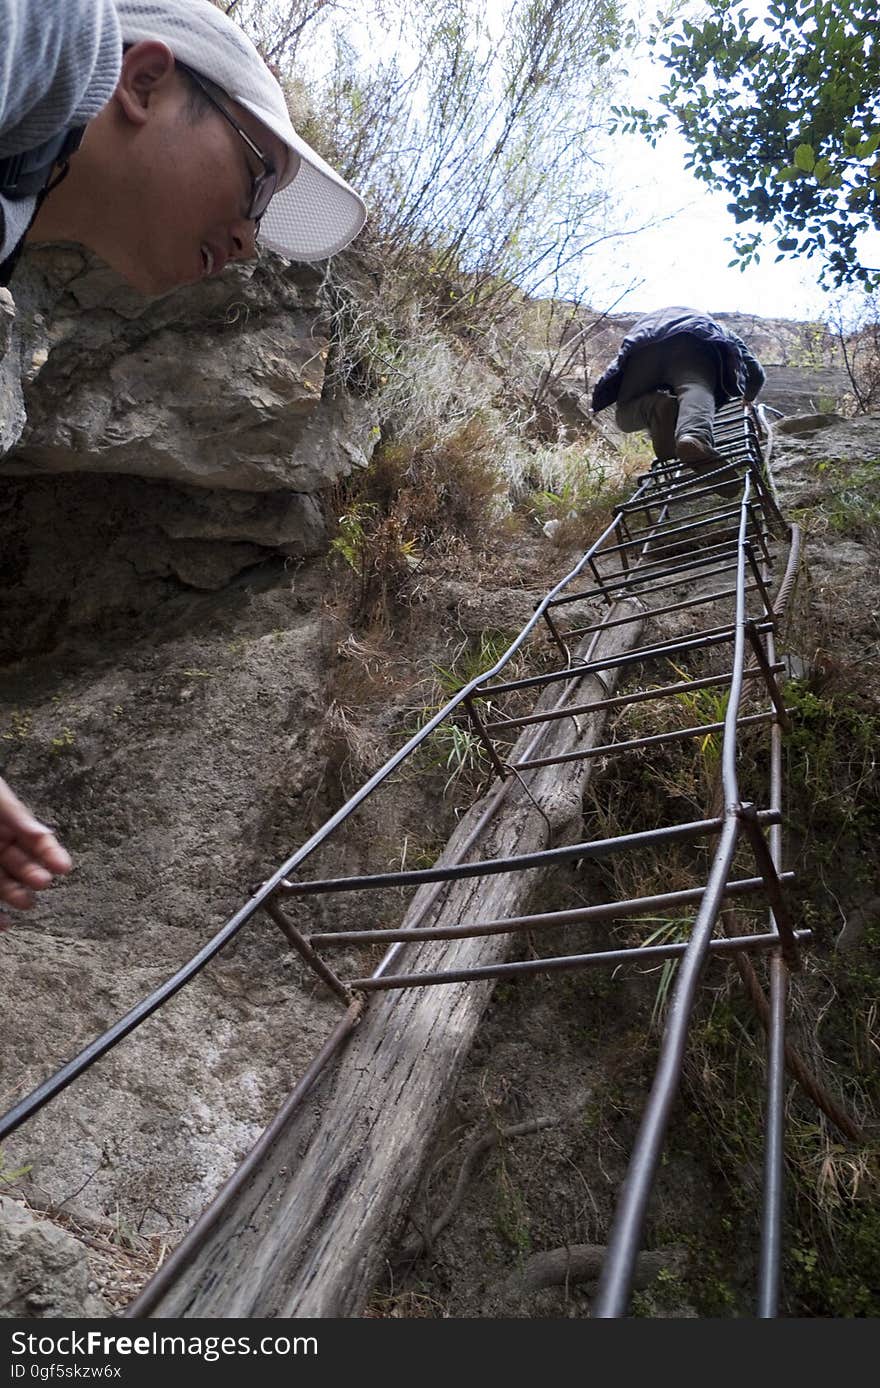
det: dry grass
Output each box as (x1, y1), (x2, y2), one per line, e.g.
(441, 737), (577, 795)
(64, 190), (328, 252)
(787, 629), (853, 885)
(2, 1193), (177, 1314)
(364, 1287), (450, 1318)
(328, 419), (515, 624)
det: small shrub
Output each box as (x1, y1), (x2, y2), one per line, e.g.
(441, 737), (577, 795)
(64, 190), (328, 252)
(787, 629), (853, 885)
(329, 502), (420, 623)
(827, 292), (880, 414)
(523, 442), (632, 547)
(329, 419), (510, 621)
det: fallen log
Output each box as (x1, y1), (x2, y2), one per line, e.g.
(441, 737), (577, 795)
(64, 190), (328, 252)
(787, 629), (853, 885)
(136, 602), (645, 1317)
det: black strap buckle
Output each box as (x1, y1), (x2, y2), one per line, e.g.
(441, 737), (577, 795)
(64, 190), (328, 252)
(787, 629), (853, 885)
(0, 126), (85, 200)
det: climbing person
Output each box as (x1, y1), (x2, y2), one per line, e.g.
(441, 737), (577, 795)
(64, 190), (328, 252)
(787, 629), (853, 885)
(590, 306), (766, 482)
(0, 0), (367, 916)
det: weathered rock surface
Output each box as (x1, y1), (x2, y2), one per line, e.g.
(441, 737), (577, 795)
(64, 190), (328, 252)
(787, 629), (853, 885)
(0, 288), (26, 455)
(0, 1196), (109, 1318)
(769, 411), (880, 483)
(767, 413), (880, 681)
(759, 365), (847, 417)
(0, 573), (347, 1272)
(0, 246), (378, 493)
(0, 472), (330, 661)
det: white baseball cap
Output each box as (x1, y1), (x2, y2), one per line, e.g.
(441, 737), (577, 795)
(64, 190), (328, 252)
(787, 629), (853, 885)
(114, 0), (367, 261)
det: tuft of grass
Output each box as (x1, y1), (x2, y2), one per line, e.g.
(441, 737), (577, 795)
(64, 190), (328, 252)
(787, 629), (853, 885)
(432, 631), (519, 698)
(328, 420), (510, 623)
(0, 1149), (31, 1184)
(804, 458), (880, 542)
(411, 630), (541, 801)
(523, 442), (633, 547)
(434, 723), (491, 795)
(635, 915), (693, 1030)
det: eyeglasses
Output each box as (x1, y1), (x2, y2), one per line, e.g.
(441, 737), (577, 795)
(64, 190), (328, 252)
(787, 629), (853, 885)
(177, 64), (279, 225)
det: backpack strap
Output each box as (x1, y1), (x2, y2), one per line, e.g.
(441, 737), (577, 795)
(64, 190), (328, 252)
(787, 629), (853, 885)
(0, 126), (85, 287)
(0, 127), (85, 199)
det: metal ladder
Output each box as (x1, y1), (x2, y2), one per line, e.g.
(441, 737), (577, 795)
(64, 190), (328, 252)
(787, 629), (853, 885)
(1, 401), (808, 1317)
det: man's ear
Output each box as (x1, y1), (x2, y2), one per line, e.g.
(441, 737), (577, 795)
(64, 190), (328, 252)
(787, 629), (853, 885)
(114, 41), (177, 127)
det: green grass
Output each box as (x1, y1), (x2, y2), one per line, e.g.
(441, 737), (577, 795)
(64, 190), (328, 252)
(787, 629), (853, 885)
(808, 458), (880, 540)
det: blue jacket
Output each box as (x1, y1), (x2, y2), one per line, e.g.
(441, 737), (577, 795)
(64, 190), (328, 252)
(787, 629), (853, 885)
(591, 306), (766, 413)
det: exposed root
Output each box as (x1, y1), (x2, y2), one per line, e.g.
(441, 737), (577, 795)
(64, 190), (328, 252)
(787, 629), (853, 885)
(720, 907), (863, 1143)
(396, 1114), (562, 1266)
(502, 1243), (684, 1297)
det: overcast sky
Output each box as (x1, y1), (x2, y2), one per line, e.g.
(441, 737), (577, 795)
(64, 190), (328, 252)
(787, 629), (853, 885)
(314, 0), (876, 323)
(586, 4), (880, 323)
(589, 125), (830, 322)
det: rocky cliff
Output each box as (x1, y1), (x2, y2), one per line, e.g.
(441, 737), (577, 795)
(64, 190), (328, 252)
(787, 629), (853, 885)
(0, 247), (379, 601)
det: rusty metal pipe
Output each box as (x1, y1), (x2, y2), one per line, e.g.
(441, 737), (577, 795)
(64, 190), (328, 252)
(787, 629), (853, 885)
(280, 813), (779, 898)
(347, 930), (812, 991)
(309, 874), (796, 947)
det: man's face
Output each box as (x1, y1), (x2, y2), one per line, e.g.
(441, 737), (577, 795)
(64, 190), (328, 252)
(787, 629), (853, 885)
(82, 45), (290, 297)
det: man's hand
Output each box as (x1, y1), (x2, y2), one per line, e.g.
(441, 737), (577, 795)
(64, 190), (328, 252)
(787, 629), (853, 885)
(0, 777), (72, 920)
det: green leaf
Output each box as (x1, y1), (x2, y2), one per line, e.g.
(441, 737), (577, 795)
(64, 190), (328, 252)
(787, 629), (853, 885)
(647, 0), (880, 288)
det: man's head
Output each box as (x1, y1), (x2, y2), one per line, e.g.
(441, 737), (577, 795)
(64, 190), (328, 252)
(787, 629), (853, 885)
(29, 0), (365, 296)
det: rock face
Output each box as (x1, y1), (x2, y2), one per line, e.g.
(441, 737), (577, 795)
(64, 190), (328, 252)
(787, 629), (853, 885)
(0, 1196), (109, 1318)
(0, 473), (330, 662)
(0, 567), (348, 1317)
(770, 410), (880, 473)
(0, 246), (378, 589)
(3, 247), (378, 492)
(768, 411), (880, 681)
(0, 288), (26, 455)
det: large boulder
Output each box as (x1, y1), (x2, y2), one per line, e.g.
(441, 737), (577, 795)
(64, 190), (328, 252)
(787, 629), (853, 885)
(0, 246), (378, 492)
